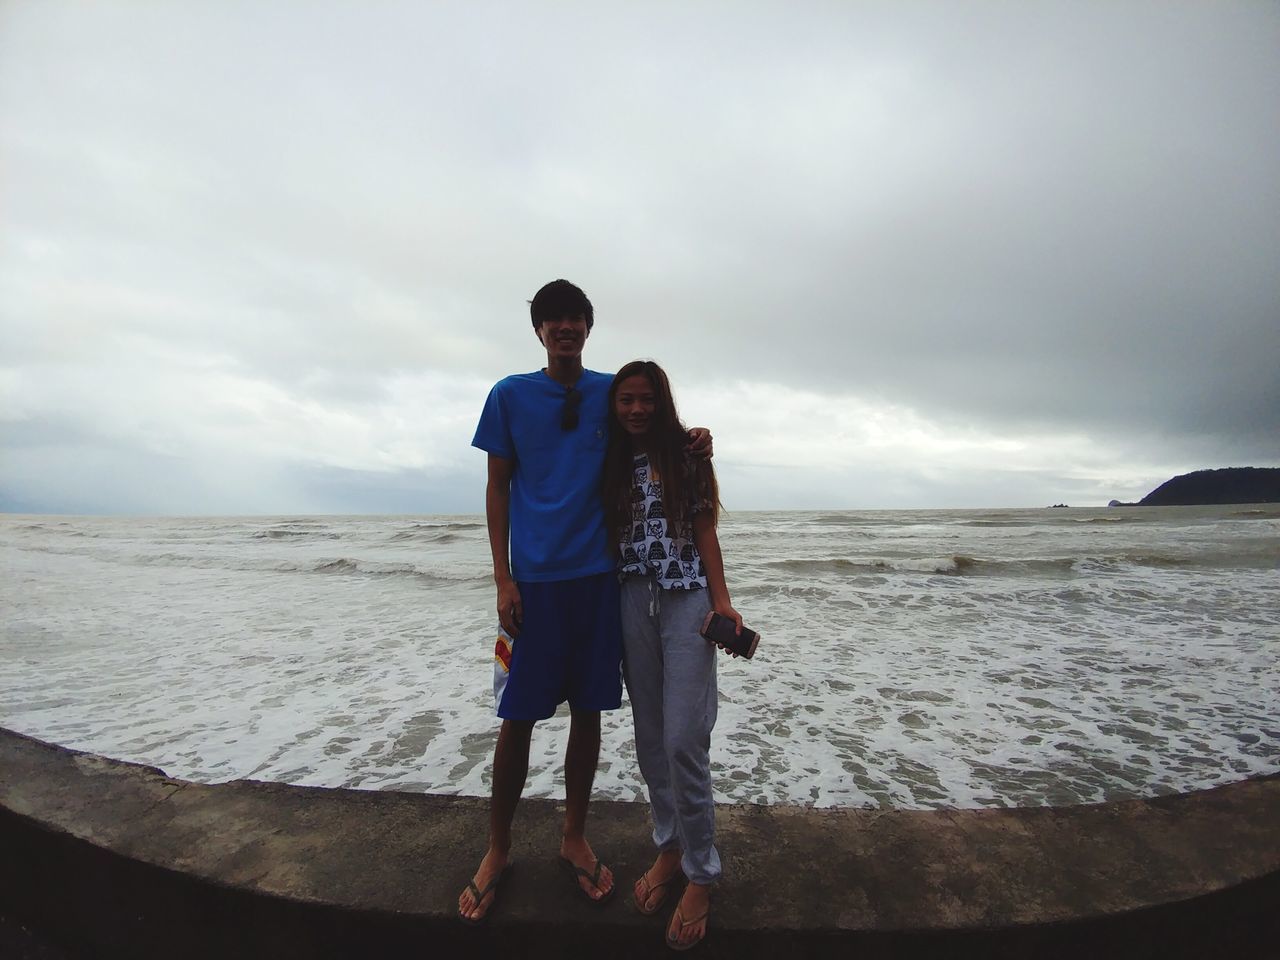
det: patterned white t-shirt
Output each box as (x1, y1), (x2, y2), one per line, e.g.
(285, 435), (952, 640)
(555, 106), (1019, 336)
(617, 452), (709, 590)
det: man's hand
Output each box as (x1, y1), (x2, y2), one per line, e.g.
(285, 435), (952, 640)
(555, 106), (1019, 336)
(497, 578), (523, 638)
(685, 426), (713, 459)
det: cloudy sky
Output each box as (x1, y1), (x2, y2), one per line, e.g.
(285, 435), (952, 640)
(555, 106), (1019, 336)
(2, 1), (1277, 514)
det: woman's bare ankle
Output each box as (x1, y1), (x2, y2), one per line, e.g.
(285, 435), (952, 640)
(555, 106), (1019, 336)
(652, 848), (681, 873)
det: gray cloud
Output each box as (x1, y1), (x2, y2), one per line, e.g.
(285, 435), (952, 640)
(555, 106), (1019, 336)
(2, 1), (1277, 513)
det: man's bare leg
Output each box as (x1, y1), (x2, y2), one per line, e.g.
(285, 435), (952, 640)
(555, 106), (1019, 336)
(458, 718), (534, 921)
(558, 709), (614, 900)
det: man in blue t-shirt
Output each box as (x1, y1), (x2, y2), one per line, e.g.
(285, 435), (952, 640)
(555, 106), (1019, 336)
(458, 280), (708, 923)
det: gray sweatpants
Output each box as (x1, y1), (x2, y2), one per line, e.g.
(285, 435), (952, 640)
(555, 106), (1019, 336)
(620, 576), (722, 885)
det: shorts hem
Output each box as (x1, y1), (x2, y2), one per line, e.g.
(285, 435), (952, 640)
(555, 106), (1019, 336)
(567, 698), (623, 713)
(496, 700), (621, 720)
(496, 708), (557, 722)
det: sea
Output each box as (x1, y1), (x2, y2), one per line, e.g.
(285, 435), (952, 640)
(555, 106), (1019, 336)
(2, 506), (1277, 810)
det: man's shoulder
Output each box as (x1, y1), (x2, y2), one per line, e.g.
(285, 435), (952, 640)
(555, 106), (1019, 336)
(492, 369), (611, 395)
(492, 370), (544, 388)
(487, 371), (548, 397)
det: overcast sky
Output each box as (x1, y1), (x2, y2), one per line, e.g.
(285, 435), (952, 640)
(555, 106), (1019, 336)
(2, 1), (1277, 514)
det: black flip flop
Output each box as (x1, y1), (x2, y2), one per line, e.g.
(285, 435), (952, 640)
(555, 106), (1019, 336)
(457, 864), (512, 926)
(558, 855), (616, 905)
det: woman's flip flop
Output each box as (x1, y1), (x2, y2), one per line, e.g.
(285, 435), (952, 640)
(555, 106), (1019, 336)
(666, 905), (709, 951)
(634, 868), (683, 916)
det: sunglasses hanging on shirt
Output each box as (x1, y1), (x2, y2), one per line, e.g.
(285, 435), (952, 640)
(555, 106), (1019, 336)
(561, 386), (582, 431)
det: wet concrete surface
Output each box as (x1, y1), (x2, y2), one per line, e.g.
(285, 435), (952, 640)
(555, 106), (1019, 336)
(3, 727), (1278, 958)
(0, 912), (75, 959)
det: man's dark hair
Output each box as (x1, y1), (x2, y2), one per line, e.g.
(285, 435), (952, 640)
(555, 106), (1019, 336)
(530, 279), (594, 330)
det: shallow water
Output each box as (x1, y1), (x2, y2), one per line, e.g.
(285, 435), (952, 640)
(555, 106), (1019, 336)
(2, 506), (1277, 808)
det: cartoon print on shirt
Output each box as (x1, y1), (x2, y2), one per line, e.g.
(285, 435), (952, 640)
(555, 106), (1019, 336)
(616, 453), (709, 590)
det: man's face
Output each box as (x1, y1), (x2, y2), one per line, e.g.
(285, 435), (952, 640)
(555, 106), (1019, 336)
(536, 313), (589, 360)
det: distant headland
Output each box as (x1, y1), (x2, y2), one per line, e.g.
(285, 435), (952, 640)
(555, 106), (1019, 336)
(1109, 467), (1280, 507)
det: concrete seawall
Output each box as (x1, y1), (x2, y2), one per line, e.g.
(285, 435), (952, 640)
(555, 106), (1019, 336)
(2, 726), (1277, 958)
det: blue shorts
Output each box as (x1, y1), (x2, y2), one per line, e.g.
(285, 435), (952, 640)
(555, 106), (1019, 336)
(494, 572), (623, 721)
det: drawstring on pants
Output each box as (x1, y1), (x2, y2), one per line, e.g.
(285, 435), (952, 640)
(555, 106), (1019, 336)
(621, 572), (662, 617)
(647, 577), (661, 618)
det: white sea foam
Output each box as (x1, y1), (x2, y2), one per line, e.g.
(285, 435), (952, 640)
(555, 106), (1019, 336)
(1, 507), (1277, 809)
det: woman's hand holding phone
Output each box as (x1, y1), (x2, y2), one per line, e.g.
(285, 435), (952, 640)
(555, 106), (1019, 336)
(700, 607), (760, 660)
(718, 604), (743, 638)
(718, 604), (743, 658)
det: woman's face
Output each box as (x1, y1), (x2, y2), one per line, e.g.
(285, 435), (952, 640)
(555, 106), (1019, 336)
(614, 374), (656, 435)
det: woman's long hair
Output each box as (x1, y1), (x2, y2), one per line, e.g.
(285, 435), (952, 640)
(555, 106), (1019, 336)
(602, 360), (720, 540)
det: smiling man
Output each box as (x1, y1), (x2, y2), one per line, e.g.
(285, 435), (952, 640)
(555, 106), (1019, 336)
(457, 279), (628, 923)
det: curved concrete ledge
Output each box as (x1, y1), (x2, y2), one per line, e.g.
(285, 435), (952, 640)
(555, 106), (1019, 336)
(2, 727), (1278, 959)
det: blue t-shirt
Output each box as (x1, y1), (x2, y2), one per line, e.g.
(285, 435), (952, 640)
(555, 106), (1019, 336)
(472, 369), (613, 582)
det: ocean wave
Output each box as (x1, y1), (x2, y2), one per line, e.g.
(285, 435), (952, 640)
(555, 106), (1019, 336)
(799, 513), (930, 528)
(139, 551), (223, 568)
(1113, 548), (1280, 571)
(1111, 553), (1192, 569)
(388, 530), (465, 544)
(807, 513), (866, 525)
(1071, 516), (1146, 524)
(761, 555), (1078, 577)
(386, 522), (485, 544)
(12, 522), (93, 537)
(760, 550), (1276, 576)
(10, 544), (490, 583)
(314, 558), (411, 574)
(304, 557), (487, 583)
(251, 528), (341, 540)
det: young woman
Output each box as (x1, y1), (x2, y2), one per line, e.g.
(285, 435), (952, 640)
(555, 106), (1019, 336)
(603, 359), (743, 952)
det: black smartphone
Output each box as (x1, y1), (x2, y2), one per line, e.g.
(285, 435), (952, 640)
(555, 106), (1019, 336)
(699, 611), (760, 660)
